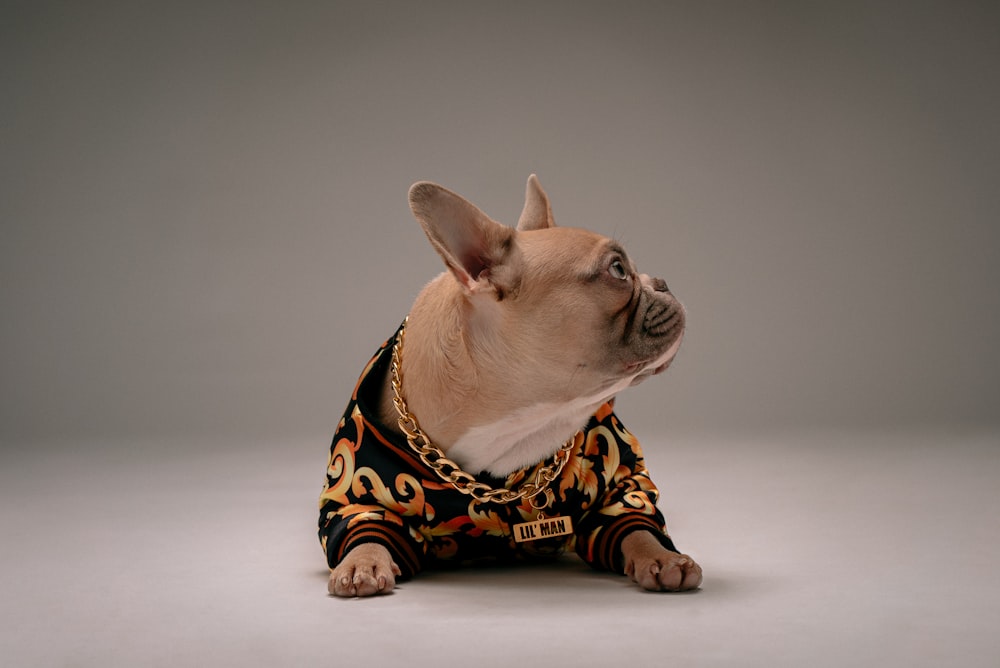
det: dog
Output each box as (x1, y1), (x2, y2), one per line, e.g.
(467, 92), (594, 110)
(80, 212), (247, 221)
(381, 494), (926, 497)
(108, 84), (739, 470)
(319, 175), (702, 596)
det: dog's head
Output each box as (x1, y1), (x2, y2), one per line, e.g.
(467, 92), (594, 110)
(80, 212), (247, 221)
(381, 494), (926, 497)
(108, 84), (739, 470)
(408, 175), (684, 406)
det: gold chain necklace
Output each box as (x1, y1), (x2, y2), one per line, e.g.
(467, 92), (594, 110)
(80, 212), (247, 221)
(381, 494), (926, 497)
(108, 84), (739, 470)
(389, 317), (579, 541)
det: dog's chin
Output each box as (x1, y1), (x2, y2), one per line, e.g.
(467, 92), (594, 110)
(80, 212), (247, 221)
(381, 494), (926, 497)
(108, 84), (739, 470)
(624, 356), (673, 386)
(622, 330), (683, 386)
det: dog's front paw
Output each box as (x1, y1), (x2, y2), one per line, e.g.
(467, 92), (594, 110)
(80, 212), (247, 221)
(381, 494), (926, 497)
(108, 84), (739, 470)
(328, 543), (402, 597)
(621, 530), (703, 592)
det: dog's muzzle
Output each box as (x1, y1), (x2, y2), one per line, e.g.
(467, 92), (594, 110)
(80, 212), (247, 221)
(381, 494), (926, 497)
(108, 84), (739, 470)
(640, 277), (683, 339)
(643, 300), (682, 338)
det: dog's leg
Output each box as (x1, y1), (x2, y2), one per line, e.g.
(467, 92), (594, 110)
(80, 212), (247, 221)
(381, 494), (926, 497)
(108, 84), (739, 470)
(621, 530), (703, 592)
(328, 543), (402, 597)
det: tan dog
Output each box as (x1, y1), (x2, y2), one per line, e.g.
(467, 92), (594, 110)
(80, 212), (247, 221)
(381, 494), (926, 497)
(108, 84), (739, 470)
(320, 175), (701, 596)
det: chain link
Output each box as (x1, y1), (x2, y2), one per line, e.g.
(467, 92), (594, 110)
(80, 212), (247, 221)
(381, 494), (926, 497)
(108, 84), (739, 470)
(390, 317), (579, 507)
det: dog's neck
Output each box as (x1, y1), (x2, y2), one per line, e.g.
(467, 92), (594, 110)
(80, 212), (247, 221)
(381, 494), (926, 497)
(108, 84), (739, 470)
(378, 280), (478, 447)
(378, 277), (602, 477)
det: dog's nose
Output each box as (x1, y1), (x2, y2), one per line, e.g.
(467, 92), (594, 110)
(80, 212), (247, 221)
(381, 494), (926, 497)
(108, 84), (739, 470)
(651, 277), (669, 293)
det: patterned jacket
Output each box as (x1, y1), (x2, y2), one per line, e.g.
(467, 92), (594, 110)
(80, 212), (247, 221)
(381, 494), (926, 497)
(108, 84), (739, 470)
(318, 325), (678, 578)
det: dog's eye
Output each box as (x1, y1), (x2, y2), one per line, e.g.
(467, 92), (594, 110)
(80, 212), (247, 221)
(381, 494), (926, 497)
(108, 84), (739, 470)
(608, 260), (629, 280)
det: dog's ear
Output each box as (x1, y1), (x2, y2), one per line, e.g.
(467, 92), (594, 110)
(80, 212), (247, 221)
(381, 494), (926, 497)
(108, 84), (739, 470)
(409, 182), (516, 294)
(516, 174), (555, 231)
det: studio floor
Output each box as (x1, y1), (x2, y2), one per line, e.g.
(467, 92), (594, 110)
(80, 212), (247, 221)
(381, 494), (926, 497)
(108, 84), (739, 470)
(2, 427), (998, 667)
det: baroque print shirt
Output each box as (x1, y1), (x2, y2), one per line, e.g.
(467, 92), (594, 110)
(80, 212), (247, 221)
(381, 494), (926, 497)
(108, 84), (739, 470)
(318, 325), (678, 578)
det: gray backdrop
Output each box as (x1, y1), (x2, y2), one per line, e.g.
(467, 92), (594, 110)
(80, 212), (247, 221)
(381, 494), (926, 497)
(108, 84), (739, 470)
(3, 1), (998, 450)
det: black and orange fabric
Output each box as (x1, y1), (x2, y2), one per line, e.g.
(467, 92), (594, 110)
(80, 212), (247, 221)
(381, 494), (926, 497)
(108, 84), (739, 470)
(318, 324), (678, 578)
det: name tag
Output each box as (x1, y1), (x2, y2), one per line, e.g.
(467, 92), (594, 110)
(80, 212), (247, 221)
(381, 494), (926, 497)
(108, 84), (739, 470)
(513, 515), (574, 543)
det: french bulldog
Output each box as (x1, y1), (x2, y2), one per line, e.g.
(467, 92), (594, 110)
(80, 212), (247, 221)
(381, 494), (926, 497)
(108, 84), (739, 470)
(319, 175), (701, 597)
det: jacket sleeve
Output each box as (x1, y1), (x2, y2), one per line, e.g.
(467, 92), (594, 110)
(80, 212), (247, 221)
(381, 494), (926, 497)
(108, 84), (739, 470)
(319, 502), (424, 578)
(318, 410), (426, 578)
(573, 405), (679, 573)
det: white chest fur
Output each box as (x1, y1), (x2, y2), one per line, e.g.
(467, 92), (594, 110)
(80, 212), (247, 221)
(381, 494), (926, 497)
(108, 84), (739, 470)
(446, 402), (594, 477)
(445, 377), (633, 477)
